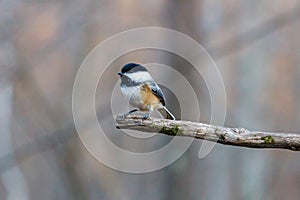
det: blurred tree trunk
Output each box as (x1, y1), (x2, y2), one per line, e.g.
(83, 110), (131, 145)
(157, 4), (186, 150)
(0, 1), (29, 199)
(162, 1), (226, 199)
(231, 5), (273, 198)
(0, 82), (29, 200)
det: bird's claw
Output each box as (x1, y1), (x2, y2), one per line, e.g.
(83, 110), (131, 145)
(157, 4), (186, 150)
(117, 114), (127, 118)
(143, 114), (150, 119)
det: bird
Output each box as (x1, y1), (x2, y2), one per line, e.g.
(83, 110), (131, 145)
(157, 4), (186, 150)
(117, 63), (175, 120)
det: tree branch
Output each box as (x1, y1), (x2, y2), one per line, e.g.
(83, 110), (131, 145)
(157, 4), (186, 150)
(115, 116), (300, 151)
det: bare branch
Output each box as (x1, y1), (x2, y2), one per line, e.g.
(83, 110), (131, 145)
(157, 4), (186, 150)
(115, 116), (300, 151)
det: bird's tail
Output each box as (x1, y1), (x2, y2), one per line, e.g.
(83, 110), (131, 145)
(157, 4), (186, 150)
(158, 107), (175, 120)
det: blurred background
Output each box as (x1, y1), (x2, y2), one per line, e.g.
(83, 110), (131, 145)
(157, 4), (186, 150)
(1, 0), (300, 199)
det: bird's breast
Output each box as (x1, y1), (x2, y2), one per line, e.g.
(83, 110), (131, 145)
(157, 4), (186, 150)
(120, 86), (144, 108)
(120, 85), (139, 99)
(120, 85), (160, 111)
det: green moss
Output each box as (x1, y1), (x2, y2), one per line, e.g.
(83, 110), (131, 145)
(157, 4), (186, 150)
(262, 135), (275, 144)
(160, 125), (180, 136)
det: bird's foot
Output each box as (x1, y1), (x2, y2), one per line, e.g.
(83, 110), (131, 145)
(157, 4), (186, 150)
(117, 113), (127, 118)
(143, 113), (150, 119)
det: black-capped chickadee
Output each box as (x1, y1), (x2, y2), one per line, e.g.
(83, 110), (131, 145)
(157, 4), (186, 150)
(117, 63), (175, 120)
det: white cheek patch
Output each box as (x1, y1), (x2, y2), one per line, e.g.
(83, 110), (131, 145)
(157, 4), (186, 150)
(126, 71), (153, 82)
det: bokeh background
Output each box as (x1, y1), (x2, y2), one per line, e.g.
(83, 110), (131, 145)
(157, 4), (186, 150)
(1, 0), (300, 199)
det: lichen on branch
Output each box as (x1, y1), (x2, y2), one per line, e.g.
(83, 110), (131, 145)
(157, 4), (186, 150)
(115, 115), (300, 151)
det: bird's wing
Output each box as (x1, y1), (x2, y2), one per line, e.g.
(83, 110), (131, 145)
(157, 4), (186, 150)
(148, 82), (166, 106)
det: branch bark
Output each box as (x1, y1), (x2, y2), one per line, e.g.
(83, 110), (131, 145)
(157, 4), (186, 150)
(115, 116), (300, 151)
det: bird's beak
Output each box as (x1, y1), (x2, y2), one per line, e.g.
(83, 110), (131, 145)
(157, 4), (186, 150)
(117, 72), (123, 77)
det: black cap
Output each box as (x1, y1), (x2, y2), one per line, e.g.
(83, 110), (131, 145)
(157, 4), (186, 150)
(121, 63), (147, 74)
